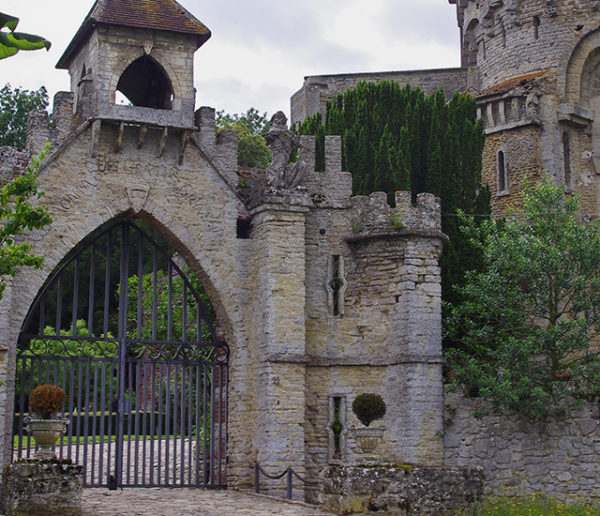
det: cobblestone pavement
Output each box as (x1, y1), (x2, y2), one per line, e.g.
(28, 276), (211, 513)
(81, 488), (336, 515)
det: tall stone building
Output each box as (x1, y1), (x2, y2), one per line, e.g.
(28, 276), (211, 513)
(292, 0), (600, 218)
(0, 0), (471, 509)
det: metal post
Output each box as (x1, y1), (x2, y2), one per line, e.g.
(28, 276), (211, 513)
(286, 468), (293, 499)
(254, 463), (260, 494)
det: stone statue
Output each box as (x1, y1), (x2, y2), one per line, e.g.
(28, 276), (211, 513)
(265, 111), (306, 189)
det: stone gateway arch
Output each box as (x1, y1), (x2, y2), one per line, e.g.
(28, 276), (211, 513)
(0, 0), (453, 505)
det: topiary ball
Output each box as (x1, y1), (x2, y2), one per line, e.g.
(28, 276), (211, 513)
(352, 393), (386, 427)
(29, 384), (66, 419)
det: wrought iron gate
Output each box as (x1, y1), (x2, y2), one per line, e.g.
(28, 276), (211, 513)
(13, 220), (228, 488)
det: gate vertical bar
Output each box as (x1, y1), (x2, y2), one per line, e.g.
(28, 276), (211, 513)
(115, 222), (130, 488)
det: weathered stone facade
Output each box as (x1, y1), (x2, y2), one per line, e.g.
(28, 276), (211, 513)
(289, 0), (600, 504)
(0, 0), (454, 506)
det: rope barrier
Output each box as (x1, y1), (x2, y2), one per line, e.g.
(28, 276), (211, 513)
(253, 463), (318, 500)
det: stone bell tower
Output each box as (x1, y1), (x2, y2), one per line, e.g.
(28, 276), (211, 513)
(56, 0), (210, 129)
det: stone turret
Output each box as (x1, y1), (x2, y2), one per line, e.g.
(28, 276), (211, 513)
(55, 0), (210, 129)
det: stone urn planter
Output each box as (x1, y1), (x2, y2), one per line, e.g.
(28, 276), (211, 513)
(352, 426), (384, 453)
(26, 384), (68, 460)
(351, 393), (387, 455)
(25, 418), (69, 460)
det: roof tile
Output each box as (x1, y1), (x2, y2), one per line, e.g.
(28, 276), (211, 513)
(91, 0), (210, 37)
(57, 0), (211, 69)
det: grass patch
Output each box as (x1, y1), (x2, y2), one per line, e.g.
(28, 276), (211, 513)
(458, 495), (600, 516)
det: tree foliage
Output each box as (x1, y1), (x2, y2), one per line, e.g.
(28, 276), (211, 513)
(0, 83), (49, 148)
(295, 81), (490, 311)
(216, 107), (271, 168)
(0, 13), (50, 60)
(0, 145), (52, 300)
(445, 178), (600, 420)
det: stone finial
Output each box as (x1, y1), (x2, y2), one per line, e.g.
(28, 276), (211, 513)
(194, 106), (216, 158)
(299, 135), (316, 173)
(52, 92), (75, 145)
(214, 129), (239, 188)
(26, 109), (50, 155)
(265, 111), (307, 189)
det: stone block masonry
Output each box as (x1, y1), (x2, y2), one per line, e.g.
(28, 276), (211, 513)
(3, 460), (83, 515)
(318, 464), (483, 515)
(445, 391), (600, 502)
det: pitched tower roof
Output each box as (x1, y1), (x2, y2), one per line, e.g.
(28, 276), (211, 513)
(57, 0), (211, 69)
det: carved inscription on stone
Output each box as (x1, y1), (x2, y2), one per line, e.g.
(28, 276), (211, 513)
(56, 179), (97, 212)
(95, 153), (178, 179)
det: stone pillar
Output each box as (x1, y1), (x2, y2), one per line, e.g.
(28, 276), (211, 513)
(3, 461), (83, 515)
(389, 236), (445, 465)
(248, 193), (312, 497)
(51, 92), (75, 147)
(390, 193), (446, 465)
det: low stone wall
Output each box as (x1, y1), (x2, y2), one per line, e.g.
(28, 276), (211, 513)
(3, 460), (83, 515)
(444, 391), (600, 502)
(318, 464), (483, 515)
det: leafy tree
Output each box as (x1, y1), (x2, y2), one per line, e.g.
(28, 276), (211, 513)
(445, 177), (600, 420)
(126, 268), (216, 359)
(0, 83), (48, 148)
(216, 108), (271, 168)
(0, 13), (50, 60)
(0, 145), (52, 300)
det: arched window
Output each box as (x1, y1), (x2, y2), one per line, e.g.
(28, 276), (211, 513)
(465, 19), (481, 67)
(116, 55), (174, 110)
(497, 149), (509, 195)
(562, 132), (572, 187)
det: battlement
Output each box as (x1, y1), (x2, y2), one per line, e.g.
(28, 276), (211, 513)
(349, 191), (442, 236)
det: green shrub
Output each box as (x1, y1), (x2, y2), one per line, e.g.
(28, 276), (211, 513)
(352, 393), (386, 427)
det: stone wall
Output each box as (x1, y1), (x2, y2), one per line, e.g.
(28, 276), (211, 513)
(3, 461), (83, 515)
(0, 3), (452, 501)
(319, 464), (484, 515)
(291, 68), (467, 125)
(444, 391), (600, 502)
(481, 125), (542, 217)
(0, 92), (448, 498)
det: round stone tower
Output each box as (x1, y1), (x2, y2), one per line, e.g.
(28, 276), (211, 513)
(453, 0), (600, 91)
(450, 0), (600, 219)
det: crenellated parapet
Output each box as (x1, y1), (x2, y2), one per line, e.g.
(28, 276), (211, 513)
(348, 191), (443, 237)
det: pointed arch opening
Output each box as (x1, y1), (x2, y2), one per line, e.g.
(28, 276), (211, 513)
(116, 55), (174, 110)
(14, 218), (228, 489)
